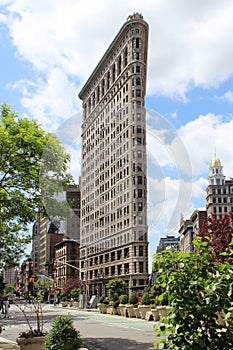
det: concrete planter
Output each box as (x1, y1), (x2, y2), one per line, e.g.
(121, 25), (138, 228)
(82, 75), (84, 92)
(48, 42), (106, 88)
(17, 336), (46, 350)
(106, 305), (117, 315)
(133, 307), (140, 318)
(157, 306), (171, 319)
(138, 305), (151, 319)
(118, 304), (126, 316)
(125, 304), (135, 317)
(151, 308), (160, 321)
(97, 303), (107, 314)
(61, 301), (68, 307)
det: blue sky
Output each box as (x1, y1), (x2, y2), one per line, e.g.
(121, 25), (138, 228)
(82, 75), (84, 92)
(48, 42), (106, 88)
(1, 0), (233, 266)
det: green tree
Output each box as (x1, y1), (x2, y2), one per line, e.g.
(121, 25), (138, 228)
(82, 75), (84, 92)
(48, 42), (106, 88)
(106, 278), (127, 299)
(153, 238), (233, 350)
(0, 103), (73, 269)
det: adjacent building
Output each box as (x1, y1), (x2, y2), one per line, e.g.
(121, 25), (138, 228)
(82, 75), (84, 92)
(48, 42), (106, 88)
(179, 154), (233, 252)
(54, 239), (80, 290)
(65, 184), (81, 241)
(156, 235), (180, 253)
(79, 13), (149, 296)
(31, 184), (80, 279)
(179, 210), (207, 252)
(206, 155), (233, 218)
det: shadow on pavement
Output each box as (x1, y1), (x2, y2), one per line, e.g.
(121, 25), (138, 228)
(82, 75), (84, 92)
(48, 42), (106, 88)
(83, 337), (154, 350)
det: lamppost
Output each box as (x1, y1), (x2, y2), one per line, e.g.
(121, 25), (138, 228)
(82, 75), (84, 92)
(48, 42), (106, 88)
(53, 258), (88, 308)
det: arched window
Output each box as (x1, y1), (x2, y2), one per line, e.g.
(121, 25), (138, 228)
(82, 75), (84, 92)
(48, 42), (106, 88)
(97, 85), (100, 102)
(124, 47), (128, 66)
(136, 77), (141, 85)
(118, 55), (122, 75)
(112, 64), (115, 82)
(107, 71), (110, 90)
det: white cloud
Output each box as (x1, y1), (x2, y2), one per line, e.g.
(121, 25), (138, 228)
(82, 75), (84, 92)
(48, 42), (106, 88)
(219, 91), (233, 103)
(146, 111), (233, 239)
(1, 0), (233, 106)
(178, 113), (233, 177)
(10, 68), (80, 130)
(147, 112), (233, 178)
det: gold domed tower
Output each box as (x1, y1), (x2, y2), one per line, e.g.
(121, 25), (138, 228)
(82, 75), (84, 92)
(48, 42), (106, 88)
(205, 153), (233, 218)
(208, 154), (225, 186)
(210, 155), (221, 167)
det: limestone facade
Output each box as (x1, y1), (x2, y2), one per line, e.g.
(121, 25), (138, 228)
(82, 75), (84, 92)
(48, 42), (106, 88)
(78, 13), (149, 295)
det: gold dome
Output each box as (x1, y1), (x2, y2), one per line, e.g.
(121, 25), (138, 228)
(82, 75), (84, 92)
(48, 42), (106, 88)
(211, 155), (221, 167)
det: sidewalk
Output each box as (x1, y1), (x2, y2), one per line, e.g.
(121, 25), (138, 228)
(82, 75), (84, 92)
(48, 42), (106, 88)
(0, 337), (19, 350)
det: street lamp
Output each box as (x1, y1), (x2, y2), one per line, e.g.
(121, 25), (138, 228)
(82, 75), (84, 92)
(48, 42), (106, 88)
(53, 258), (89, 309)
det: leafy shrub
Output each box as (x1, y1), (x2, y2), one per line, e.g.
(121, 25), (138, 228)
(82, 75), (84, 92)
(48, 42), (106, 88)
(110, 293), (119, 307)
(60, 290), (67, 301)
(140, 293), (151, 305)
(99, 296), (108, 305)
(70, 288), (81, 301)
(153, 238), (233, 350)
(119, 294), (129, 304)
(129, 293), (138, 305)
(44, 316), (83, 350)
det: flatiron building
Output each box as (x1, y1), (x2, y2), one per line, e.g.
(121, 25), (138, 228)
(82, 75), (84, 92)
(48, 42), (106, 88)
(79, 13), (149, 296)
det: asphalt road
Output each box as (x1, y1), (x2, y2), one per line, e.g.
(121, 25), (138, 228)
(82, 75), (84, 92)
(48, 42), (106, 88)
(0, 304), (158, 349)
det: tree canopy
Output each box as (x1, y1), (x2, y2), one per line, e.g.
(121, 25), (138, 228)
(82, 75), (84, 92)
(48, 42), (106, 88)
(153, 238), (233, 349)
(0, 103), (73, 269)
(198, 212), (233, 263)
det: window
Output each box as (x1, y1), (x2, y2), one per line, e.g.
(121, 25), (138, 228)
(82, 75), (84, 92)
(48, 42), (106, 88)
(138, 176), (143, 184)
(136, 125), (142, 133)
(124, 47), (128, 66)
(138, 189), (143, 197)
(136, 77), (141, 85)
(139, 246), (143, 256)
(138, 202), (143, 211)
(112, 64), (115, 82)
(118, 55), (122, 74)
(139, 262), (144, 273)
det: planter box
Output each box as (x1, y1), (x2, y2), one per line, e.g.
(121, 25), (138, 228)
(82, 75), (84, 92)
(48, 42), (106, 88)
(151, 308), (160, 321)
(118, 304), (126, 316)
(61, 301), (68, 307)
(97, 303), (107, 314)
(125, 304), (135, 317)
(138, 305), (151, 319)
(106, 305), (117, 315)
(17, 336), (46, 350)
(133, 307), (140, 318)
(157, 306), (171, 319)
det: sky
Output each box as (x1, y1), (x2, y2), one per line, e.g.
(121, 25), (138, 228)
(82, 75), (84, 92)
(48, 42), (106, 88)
(1, 0), (233, 266)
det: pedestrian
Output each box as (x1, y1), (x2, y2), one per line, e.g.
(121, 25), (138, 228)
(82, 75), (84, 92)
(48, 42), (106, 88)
(3, 296), (9, 319)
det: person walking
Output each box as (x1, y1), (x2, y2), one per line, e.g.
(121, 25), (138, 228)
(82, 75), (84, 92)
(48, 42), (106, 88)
(0, 294), (3, 313)
(3, 296), (9, 319)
